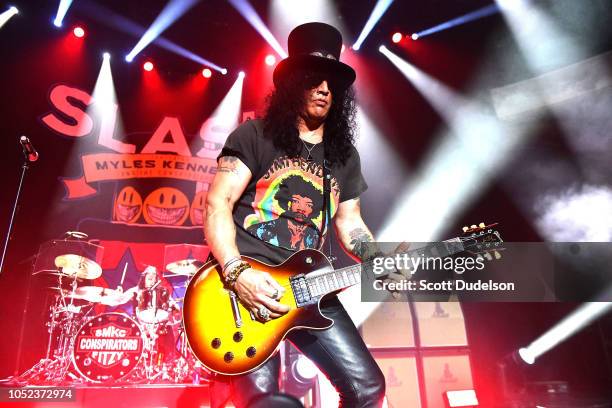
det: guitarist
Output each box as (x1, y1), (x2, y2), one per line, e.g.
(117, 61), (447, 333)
(205, 23), (386, 407)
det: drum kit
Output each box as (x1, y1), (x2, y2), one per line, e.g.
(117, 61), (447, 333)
(17, 236), (207, 386)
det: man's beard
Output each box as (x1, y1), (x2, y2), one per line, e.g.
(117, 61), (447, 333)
(284, 210), (315, 224)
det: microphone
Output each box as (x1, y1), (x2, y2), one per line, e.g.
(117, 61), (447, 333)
(19, 136), (39, 162)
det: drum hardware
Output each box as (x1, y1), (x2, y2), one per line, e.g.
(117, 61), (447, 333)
(18, 250), (209, 386)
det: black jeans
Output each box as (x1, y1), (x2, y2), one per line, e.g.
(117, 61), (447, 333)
(212, 296), (386, 408)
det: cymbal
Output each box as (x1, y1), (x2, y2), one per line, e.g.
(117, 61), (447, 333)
(54, 254), (102, 279)
(50, 285), (131, 306)
(165, 259), (203, 276)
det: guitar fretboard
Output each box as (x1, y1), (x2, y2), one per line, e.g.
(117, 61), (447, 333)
(301, 238), (465, 300)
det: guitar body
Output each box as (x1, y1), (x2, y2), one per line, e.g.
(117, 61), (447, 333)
(183, 249), (335, 376)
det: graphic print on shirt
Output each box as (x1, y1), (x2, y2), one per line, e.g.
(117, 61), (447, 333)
(243, 156), (340, 251)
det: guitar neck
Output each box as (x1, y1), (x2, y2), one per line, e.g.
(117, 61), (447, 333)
(302, 238), (465, 299)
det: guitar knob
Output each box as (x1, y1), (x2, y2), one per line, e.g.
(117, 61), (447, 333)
(224, 352), (234, 363)
(246, 347), (257, 358)
(470, 225), (477, 229)
(494, 250), (502, 259)
(233, 331), (243, 342)
(211, 338), (221, 349)
(479, 222), (485, 228)
(462, 226), (469, 232)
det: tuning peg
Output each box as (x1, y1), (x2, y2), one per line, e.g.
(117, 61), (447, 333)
(470, 224), (477, 229)
(494, 250), (502, 260)
(484, 252), (493, 261)
(479, 222), (486, 228)
(462, 226), (469, 232)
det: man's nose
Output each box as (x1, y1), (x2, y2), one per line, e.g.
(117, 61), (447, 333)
(316, 80), (330, 95)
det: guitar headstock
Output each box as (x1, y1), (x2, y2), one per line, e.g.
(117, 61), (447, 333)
(461, 222), (504, 261)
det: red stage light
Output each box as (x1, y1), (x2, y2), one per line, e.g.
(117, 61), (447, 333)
(392, 32), (403, 43)
(202, 68), (212, 78)
(73, 26), (85, 38)
(143, 61), (154, 71)
(265, 54), (276, 66)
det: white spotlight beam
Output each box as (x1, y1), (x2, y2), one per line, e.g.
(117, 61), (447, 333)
(270, 0), (345, 47)
(196, 73), (245, 159)
(495, 0), (586, 74)
(352, 0), (394, 50)
(88, 53), (131, 153)
(377, 46), (528, 242)
(0, 6), (19, 29)
(79, 1), (226, 73)
(520, 302), (612, 365)
(125, 0), (199, 62)
(53, 0), (73, 27)
(228, 0), (287, 58)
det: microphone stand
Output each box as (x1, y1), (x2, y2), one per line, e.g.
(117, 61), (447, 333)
(2, 142), (36, 379)
(0, 152), (32, 275)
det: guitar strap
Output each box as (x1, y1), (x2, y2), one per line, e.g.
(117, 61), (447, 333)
(318, 158), (334, 262)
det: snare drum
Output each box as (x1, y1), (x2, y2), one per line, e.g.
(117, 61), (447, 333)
(73, 313), (144, 382)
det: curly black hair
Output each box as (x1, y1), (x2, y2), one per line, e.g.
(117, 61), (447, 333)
(263, 67), (358, 166)
(274, 174), (324, 218)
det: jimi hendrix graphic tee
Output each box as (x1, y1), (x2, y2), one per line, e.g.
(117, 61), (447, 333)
(217, 119), (367, 265)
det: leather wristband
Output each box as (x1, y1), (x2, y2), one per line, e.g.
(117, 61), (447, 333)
(222, 256), (242, 274)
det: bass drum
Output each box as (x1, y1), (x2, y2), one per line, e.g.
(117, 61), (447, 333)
(73, 313), (144, 383)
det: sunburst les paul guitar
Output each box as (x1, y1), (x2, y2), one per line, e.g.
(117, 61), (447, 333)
(183, 223), (503, 375)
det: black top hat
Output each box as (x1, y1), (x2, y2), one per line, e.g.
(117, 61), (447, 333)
(273, 22), (356, 90)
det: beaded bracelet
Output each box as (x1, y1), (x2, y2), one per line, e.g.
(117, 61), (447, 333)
(225, 261), (251, 287)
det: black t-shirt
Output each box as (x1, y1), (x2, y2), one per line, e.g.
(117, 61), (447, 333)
(217, 119), (367, 265)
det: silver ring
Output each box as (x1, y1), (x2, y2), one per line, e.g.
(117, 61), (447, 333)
(272, 289), (279, 300)
(258, 306), (271, 321)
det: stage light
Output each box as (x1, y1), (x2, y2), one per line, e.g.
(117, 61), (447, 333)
(378, 45), (387, 53)
(125, 0), (199, 63)
(229, 0), (287, 58)
(411, 33), (419, 40)
(517, 348), (535, 365)
(53, 0), (73, 28)
(238, 71), (245, 78)
(517, 302), (612, 365)
(79, 1), (226, 74)
(73, 26), (85, 38)
(202, 68), (212, 78)
(293, 355), (318, 382)
(412, 4), (499, 40)
(444, 389), (479, 407)
(102, 52), (110, 60)
(353, 0), (394, 50)
(0, 5), (19, 29)
(265, 54), (276, 66)
(143, 61), (154, 71)
(392, 32), (402, 43)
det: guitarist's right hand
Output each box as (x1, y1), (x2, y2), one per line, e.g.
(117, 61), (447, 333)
(234, 268), (290, 320)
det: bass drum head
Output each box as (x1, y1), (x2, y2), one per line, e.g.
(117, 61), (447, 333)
(73, 312), (144, 383)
